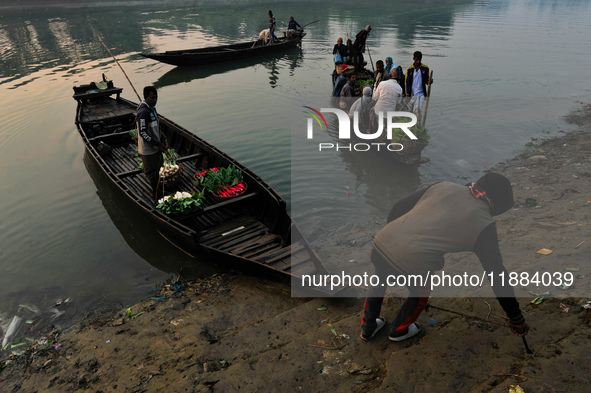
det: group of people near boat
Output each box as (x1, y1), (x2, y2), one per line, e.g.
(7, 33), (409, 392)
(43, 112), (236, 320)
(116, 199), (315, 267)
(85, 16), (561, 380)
(262, 11), (303, 44)
(333, 48), (432, 131)
(332, 26), (433, 122)
(332, 25), (371, 72)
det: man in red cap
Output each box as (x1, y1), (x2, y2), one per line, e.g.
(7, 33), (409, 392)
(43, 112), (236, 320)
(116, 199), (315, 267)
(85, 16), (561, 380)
(360, 173), (530, 342)
(333, 64), (350, 97)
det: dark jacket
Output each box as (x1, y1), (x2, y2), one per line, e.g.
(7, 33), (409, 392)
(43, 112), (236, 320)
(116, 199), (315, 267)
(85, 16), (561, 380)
(333, 43), (348, 59)
(404, 63), (430, 97)
(333, 74), (348, 97)
(288, 19), (301, 30)
(373, 69), (390, 88)
(353, 29), (369, 53)
(378, 182), (525, 325)
(136, 102), (164, 156)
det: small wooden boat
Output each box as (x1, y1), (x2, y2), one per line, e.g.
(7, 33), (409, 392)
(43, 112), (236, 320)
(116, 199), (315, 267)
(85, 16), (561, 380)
(331, 70), (430, 165)
(140, 32), (305, 67)
(72, 80), (335, 292)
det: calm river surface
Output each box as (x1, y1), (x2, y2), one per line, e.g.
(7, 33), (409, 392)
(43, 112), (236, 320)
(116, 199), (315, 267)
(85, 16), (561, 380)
(1, 0), (590, 327)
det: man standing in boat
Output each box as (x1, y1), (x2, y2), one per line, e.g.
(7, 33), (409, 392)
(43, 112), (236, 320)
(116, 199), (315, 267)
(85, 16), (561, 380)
(351, 25), (371, 71)
(372, 68), (402, 115)
(268, 10), (278, 43)
(404, 51), (433, 115)
(137, 86), (168, 201)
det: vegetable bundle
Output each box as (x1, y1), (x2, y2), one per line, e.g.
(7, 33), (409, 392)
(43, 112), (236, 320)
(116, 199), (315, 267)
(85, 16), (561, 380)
(215, 182), (247, 198)
(159, 149), (181, 186)
(128, 129), (138, 141)
(156, 191), (203, 215)
(390, 117), (430, 144)
(194, 165), (245, 197)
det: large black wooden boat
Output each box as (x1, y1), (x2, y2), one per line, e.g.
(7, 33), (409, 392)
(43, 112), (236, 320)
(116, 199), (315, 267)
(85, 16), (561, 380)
(140, 32), (305, 67)
(72, 80), (331, 288)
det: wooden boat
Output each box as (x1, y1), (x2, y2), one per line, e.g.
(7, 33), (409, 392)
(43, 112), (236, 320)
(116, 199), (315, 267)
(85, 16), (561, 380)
(72, 80), (335, 292)
(140, 32), (305, 67)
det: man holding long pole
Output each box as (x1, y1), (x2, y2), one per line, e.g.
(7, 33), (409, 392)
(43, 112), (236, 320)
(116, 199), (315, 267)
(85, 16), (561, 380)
(351, 25), (371, 71)
(404, 51), (433, 116)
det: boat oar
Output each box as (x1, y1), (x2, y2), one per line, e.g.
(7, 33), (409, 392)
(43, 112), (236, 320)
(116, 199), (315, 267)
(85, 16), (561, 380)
(91, 27), (142, 102)
(422, 70), (434, 124)
(300, 19), (320, 28)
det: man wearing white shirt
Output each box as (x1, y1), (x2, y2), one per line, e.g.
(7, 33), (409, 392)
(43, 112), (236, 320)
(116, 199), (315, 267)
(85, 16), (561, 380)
(372, 69), (403, 115)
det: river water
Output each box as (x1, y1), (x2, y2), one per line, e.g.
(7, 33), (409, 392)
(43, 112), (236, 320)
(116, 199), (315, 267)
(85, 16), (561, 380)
(1, 0), (590, 328)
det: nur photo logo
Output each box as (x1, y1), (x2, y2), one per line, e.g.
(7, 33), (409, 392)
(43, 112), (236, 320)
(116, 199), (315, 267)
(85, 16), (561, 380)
(303, 107), (419, 152)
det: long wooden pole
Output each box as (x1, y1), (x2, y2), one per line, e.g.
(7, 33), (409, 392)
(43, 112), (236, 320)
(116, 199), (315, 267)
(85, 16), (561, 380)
(366, 41), (375, 73)
(300, 19), (320, 28)
(93, 29), (142, 102)
(422, 70), (434, 124)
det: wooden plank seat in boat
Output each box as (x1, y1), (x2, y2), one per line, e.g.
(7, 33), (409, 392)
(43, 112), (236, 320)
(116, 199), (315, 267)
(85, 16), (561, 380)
(115, 152), (208, 179)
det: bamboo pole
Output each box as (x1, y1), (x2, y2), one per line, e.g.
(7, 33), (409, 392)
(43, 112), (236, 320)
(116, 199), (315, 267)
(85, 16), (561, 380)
(300, 19), (320, 28)
(92, 28), (141, 102)
(366, 41), (375, 73)
(422, 70), (434, 124)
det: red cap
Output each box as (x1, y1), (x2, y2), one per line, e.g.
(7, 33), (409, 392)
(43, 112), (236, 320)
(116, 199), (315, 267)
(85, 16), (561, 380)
(341, 64), (348, 72)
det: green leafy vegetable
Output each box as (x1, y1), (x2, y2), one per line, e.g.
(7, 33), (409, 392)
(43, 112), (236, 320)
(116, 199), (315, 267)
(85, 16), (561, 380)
(194, 166), (244, 194)
(133, 149), (143, 170)
(156, 191), (204, 215)
(390, 116), (430, 144)
(164, 148), (178, 166)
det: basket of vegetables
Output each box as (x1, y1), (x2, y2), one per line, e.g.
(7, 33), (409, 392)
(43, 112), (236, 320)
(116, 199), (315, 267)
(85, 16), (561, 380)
(194, 165), (247, 203)
(159, 149), (181, 187)
(391, 118), (430, 157)
(396, 138), (428, 156)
